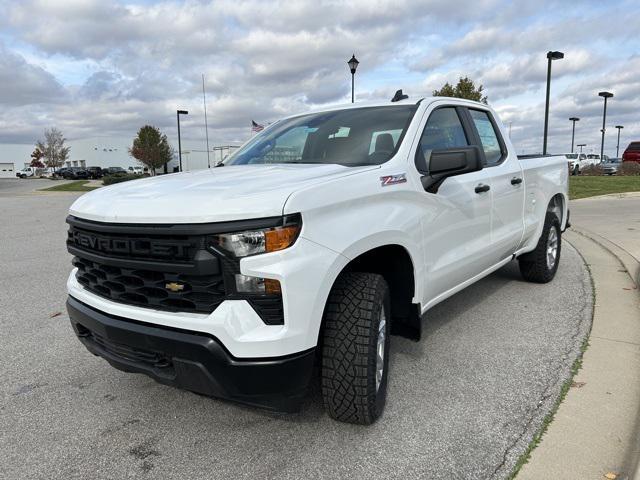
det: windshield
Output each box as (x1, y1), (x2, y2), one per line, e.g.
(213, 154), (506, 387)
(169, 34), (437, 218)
(587, 154), (599, 159)
(565, 154), (578, 159)
(224, 106), (417, 167)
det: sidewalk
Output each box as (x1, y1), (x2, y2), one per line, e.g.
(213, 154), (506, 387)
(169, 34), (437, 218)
(517, 195), (640, 480)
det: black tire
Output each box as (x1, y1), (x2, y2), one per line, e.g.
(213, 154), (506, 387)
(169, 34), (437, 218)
(321, 272), (391, 425)
(573, 165), (580, 176)
(519, 212), (561, 283)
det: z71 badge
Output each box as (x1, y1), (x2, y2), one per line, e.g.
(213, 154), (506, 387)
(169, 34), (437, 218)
(380, 173), (407, 186)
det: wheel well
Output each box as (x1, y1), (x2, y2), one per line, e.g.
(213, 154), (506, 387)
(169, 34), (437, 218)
(343, 245), (421, 340)
(547, 194), (564, 225)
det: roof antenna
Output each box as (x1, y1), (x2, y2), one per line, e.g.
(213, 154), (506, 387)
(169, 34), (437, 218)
(391, 89), (408, 102)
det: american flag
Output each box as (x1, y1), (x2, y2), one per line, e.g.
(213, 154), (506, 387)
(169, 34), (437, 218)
(251, 120), (264, 133)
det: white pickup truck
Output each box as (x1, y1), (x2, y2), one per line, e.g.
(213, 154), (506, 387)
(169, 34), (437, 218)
(65, 95), (569, 424)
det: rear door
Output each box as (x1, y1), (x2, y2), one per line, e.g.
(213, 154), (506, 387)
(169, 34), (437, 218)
(464, 108), (524, 263)
(415, 105), (495, 302)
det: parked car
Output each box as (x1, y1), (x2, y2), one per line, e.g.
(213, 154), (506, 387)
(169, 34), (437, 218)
(62, 167), (89, 180)
(622, 142), (640, 164)
(602, 158), (622, 175)
(128, 166), (144, 175)
(86, 166), (103, 179)
(102, 166), (128, 176)
(564, 153), (588, 175)
(65, 96), (569, 424)
(16, 166), (37, 178)
(586, 153), (609, 164)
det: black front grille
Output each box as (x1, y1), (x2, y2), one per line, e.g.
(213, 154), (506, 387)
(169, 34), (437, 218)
(67, 216), (285, 324)
(73, 256), (226, 313)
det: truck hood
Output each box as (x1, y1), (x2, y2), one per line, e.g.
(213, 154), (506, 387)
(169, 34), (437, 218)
(69, 164), (378, 223)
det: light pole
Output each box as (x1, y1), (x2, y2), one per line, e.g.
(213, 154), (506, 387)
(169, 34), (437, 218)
(543, 51), (564, 155)
(577, 143), (586, 153)
(347, 54), (359, 103)
(615, 125), (624, 158)
(177, 109), (188, 172)
(569, 117), (579, 153)
(598, 91), (613, 160)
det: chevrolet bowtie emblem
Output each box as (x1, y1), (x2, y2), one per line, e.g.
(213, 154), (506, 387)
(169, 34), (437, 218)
(165, 282), (185, 292)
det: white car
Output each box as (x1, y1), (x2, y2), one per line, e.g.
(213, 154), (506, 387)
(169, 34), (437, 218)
(565, 153), (586, 175)
(64, 96), (569, 424)
(16, 166), (38, 178)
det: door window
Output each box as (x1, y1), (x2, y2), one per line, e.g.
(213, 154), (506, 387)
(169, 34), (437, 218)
(417, 108), (469, 166)
(468, 109), (504, 166)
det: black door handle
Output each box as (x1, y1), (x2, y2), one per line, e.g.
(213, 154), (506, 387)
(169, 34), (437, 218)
(475, 183), (490, 194)
(511, 177), (523, 185)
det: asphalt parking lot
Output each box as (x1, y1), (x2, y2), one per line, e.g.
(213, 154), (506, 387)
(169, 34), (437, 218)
(0, 179), (592, 479)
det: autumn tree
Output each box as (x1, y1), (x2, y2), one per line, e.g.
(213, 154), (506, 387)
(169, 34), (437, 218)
(433, 77), (488, 103)
(129, 125), (173, 175)
(36, 128), (70, 171)
(30, 147), (45, 168)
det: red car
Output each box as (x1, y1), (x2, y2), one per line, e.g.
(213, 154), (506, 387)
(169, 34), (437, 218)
(622, 142), (640, 163)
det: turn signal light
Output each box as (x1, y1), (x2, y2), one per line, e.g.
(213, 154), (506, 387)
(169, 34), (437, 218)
(265, 225), (300, 253)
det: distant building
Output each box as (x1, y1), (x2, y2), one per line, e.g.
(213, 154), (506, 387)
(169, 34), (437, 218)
(0, 137), (242, 178)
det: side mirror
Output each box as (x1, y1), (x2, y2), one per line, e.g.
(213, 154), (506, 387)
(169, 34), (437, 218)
(415, 146), (483, 192)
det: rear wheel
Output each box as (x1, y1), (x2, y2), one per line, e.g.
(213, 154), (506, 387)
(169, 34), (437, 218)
(321, 272), (391, 425)
(573, 164), (580, 175)
(519, 212), (561, 283)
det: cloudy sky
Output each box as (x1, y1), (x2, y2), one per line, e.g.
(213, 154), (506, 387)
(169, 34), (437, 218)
(0, 0), (638, 156)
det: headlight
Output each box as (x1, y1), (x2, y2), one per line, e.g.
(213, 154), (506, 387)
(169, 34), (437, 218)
(209, 215), (301, 258)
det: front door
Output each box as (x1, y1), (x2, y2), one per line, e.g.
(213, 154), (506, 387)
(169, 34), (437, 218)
(416, 106), (495, 302)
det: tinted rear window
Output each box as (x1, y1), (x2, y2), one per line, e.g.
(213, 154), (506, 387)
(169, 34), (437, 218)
(627, 142), (640, 151)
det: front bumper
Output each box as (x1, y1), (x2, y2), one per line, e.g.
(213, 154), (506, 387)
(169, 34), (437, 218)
(67, 295), (315, 412)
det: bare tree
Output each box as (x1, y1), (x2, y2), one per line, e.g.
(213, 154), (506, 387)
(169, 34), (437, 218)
(36, 127), (70, 172)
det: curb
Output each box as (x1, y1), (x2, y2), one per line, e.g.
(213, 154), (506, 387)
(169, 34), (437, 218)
(570, 225), (640, 288)
(572, 192), (640, 202)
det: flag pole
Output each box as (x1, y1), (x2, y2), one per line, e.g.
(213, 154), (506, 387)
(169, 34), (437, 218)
(202, 74), (211, 168)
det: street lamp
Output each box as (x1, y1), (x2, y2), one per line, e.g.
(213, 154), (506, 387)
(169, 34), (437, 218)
(598, 91), (613, 160)
(569, 117), (580, 153)
(347, 54), (359, 103)
(543, 51), (564, 155)
(577, 143), (586, 153)
(177, 109), (188, 172)
(615, 125), (624, 158)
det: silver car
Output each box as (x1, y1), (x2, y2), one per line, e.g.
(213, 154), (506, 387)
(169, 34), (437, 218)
(602, 158), (622, 175)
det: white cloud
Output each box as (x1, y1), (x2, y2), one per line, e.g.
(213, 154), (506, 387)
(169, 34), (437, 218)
(0, 0), (637, 158)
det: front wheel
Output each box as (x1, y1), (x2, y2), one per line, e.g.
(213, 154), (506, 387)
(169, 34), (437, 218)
(518, 212), (561, 283)
(321, 272), (391, 425)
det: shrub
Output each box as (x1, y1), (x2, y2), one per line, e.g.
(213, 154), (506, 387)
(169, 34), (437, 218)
(580, 164), (604, 176)
(618, 162), (640, 176)
(103, 174), (140, 185)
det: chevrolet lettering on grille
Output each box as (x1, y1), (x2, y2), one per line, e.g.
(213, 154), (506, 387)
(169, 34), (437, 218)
(71, 230), (191, 258)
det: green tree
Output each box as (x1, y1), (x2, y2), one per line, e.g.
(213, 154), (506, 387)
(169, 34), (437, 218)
(433, 77), (487, 103)
(36, 127), (70, 171)
(129, 125), (173, 175)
